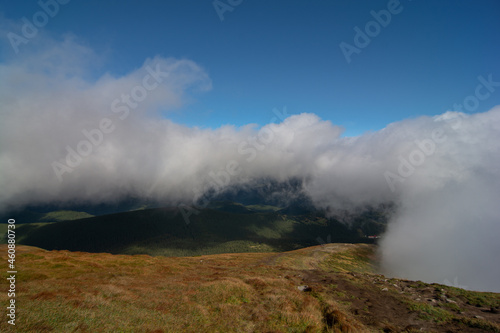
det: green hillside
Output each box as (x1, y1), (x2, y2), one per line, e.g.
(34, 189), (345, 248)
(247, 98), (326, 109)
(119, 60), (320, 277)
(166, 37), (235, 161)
(40, 210), (94, 221)
(0, 209), (93, 224)
(14, 203), (383, 257)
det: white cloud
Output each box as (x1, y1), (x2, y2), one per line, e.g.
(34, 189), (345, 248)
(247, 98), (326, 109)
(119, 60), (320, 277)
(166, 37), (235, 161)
(1, 35), (499, 292)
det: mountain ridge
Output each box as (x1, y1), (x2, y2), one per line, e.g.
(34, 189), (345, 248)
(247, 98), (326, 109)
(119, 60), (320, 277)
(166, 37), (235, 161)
(7, 202), (385, 257)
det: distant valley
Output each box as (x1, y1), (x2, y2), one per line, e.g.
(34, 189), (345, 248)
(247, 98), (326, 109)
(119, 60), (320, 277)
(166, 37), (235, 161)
(1, 200), (387, 257)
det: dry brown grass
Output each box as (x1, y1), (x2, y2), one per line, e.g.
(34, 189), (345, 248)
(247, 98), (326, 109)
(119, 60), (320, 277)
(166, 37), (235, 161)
(1, 244), (499, 332)
(1, 246), (329, 332)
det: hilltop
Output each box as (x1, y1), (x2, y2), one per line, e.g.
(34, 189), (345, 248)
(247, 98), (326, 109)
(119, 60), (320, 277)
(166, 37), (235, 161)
(1, 243), (498, 332)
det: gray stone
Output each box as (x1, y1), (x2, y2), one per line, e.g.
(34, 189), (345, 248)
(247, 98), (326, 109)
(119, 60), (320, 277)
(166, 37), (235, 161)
(297, 285), (311, 292)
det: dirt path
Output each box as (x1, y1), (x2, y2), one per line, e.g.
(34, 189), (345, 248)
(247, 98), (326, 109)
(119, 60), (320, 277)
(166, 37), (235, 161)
(257, 244), (500, 332)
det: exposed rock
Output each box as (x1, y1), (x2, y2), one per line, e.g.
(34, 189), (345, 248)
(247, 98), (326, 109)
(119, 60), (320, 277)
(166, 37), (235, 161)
(297, 285), (311, 292)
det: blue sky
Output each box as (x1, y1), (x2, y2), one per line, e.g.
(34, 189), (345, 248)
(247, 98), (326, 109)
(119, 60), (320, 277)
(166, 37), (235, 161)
(2, 0), (499, 136)
(2, 2), (500, 292)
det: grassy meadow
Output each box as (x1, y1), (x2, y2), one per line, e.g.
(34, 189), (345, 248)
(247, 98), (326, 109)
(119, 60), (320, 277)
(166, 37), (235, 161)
(1, 243), (499, 332)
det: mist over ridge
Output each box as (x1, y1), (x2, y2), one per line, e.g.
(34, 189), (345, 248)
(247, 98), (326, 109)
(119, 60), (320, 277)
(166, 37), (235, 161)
(1, 36), (499, 292)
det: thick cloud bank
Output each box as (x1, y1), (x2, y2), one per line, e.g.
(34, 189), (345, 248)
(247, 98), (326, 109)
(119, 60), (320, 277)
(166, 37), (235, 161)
(1, 37), (499, 292)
